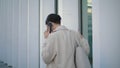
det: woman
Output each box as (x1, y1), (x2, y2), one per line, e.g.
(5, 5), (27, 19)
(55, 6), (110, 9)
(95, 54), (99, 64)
(42, 14), (90, 68)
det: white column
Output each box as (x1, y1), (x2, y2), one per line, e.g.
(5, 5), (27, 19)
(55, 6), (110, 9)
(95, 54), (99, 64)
(12, 0), (19, 67)
(18, 0), (28, 68)
(7, 0), (13, 66)
(0, 0), (1, 59)
(3, 0), (8, 63)
(92, 0), (100, 68)
(28, 0), (39, 68)
(92, 0), (120, 68)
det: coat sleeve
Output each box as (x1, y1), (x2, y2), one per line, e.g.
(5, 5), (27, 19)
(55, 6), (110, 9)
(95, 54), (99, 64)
(75, 32), (90, 56)
(42, 34), (57, 64)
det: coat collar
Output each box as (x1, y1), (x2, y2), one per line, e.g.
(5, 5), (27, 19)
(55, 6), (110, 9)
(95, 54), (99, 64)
(53, 25), (68, 32)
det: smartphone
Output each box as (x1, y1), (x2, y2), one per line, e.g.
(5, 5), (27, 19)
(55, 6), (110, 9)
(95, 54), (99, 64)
(47, 22), (53, 33)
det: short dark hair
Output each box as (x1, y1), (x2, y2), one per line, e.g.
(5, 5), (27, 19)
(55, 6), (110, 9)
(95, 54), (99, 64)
(45, 14), (61, 25)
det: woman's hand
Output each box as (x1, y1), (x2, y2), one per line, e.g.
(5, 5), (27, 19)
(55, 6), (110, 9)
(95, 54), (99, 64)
(44, 30), (49, 39)
(44, 26), (50, 39)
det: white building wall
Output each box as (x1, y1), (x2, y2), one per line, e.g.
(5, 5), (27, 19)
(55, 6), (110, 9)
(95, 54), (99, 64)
(0, 0), (39, 68)
(92, 0), (120, 68)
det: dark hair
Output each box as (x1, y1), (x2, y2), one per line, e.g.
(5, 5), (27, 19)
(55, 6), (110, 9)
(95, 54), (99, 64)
(45, 14), (61, 25)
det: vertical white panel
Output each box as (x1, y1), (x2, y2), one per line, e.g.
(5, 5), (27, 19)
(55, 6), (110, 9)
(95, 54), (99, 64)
(28, 0), (39, 68)
(3, 0), (7, 63)
(0, 0), (2, 60)
(1, 0), (4, 62)
(18, 0), (28, 68)
(5, 0), (8, 63)
(93, 0), (120, 68)
(0, 0), (1, 59)
(99, 0), (120, 68)
(0, 0), (3, 60)
(92, 0), (100, 68)
(12, 0), (19, 68)
(7, 0), (13, 65)
(0, 0), (40, 68)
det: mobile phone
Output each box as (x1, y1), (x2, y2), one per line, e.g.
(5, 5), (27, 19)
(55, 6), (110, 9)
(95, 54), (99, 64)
(47, 22), (53, 33)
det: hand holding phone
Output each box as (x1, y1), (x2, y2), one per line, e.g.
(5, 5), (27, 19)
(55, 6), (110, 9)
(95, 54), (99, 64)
(44, 30), (49, 39)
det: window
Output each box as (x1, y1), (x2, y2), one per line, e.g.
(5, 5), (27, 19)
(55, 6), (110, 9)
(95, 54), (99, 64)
(80, 0), (93, 66)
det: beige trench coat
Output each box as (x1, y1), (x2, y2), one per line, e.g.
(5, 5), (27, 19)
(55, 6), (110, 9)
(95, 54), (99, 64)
(42, 26), (90, 68)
